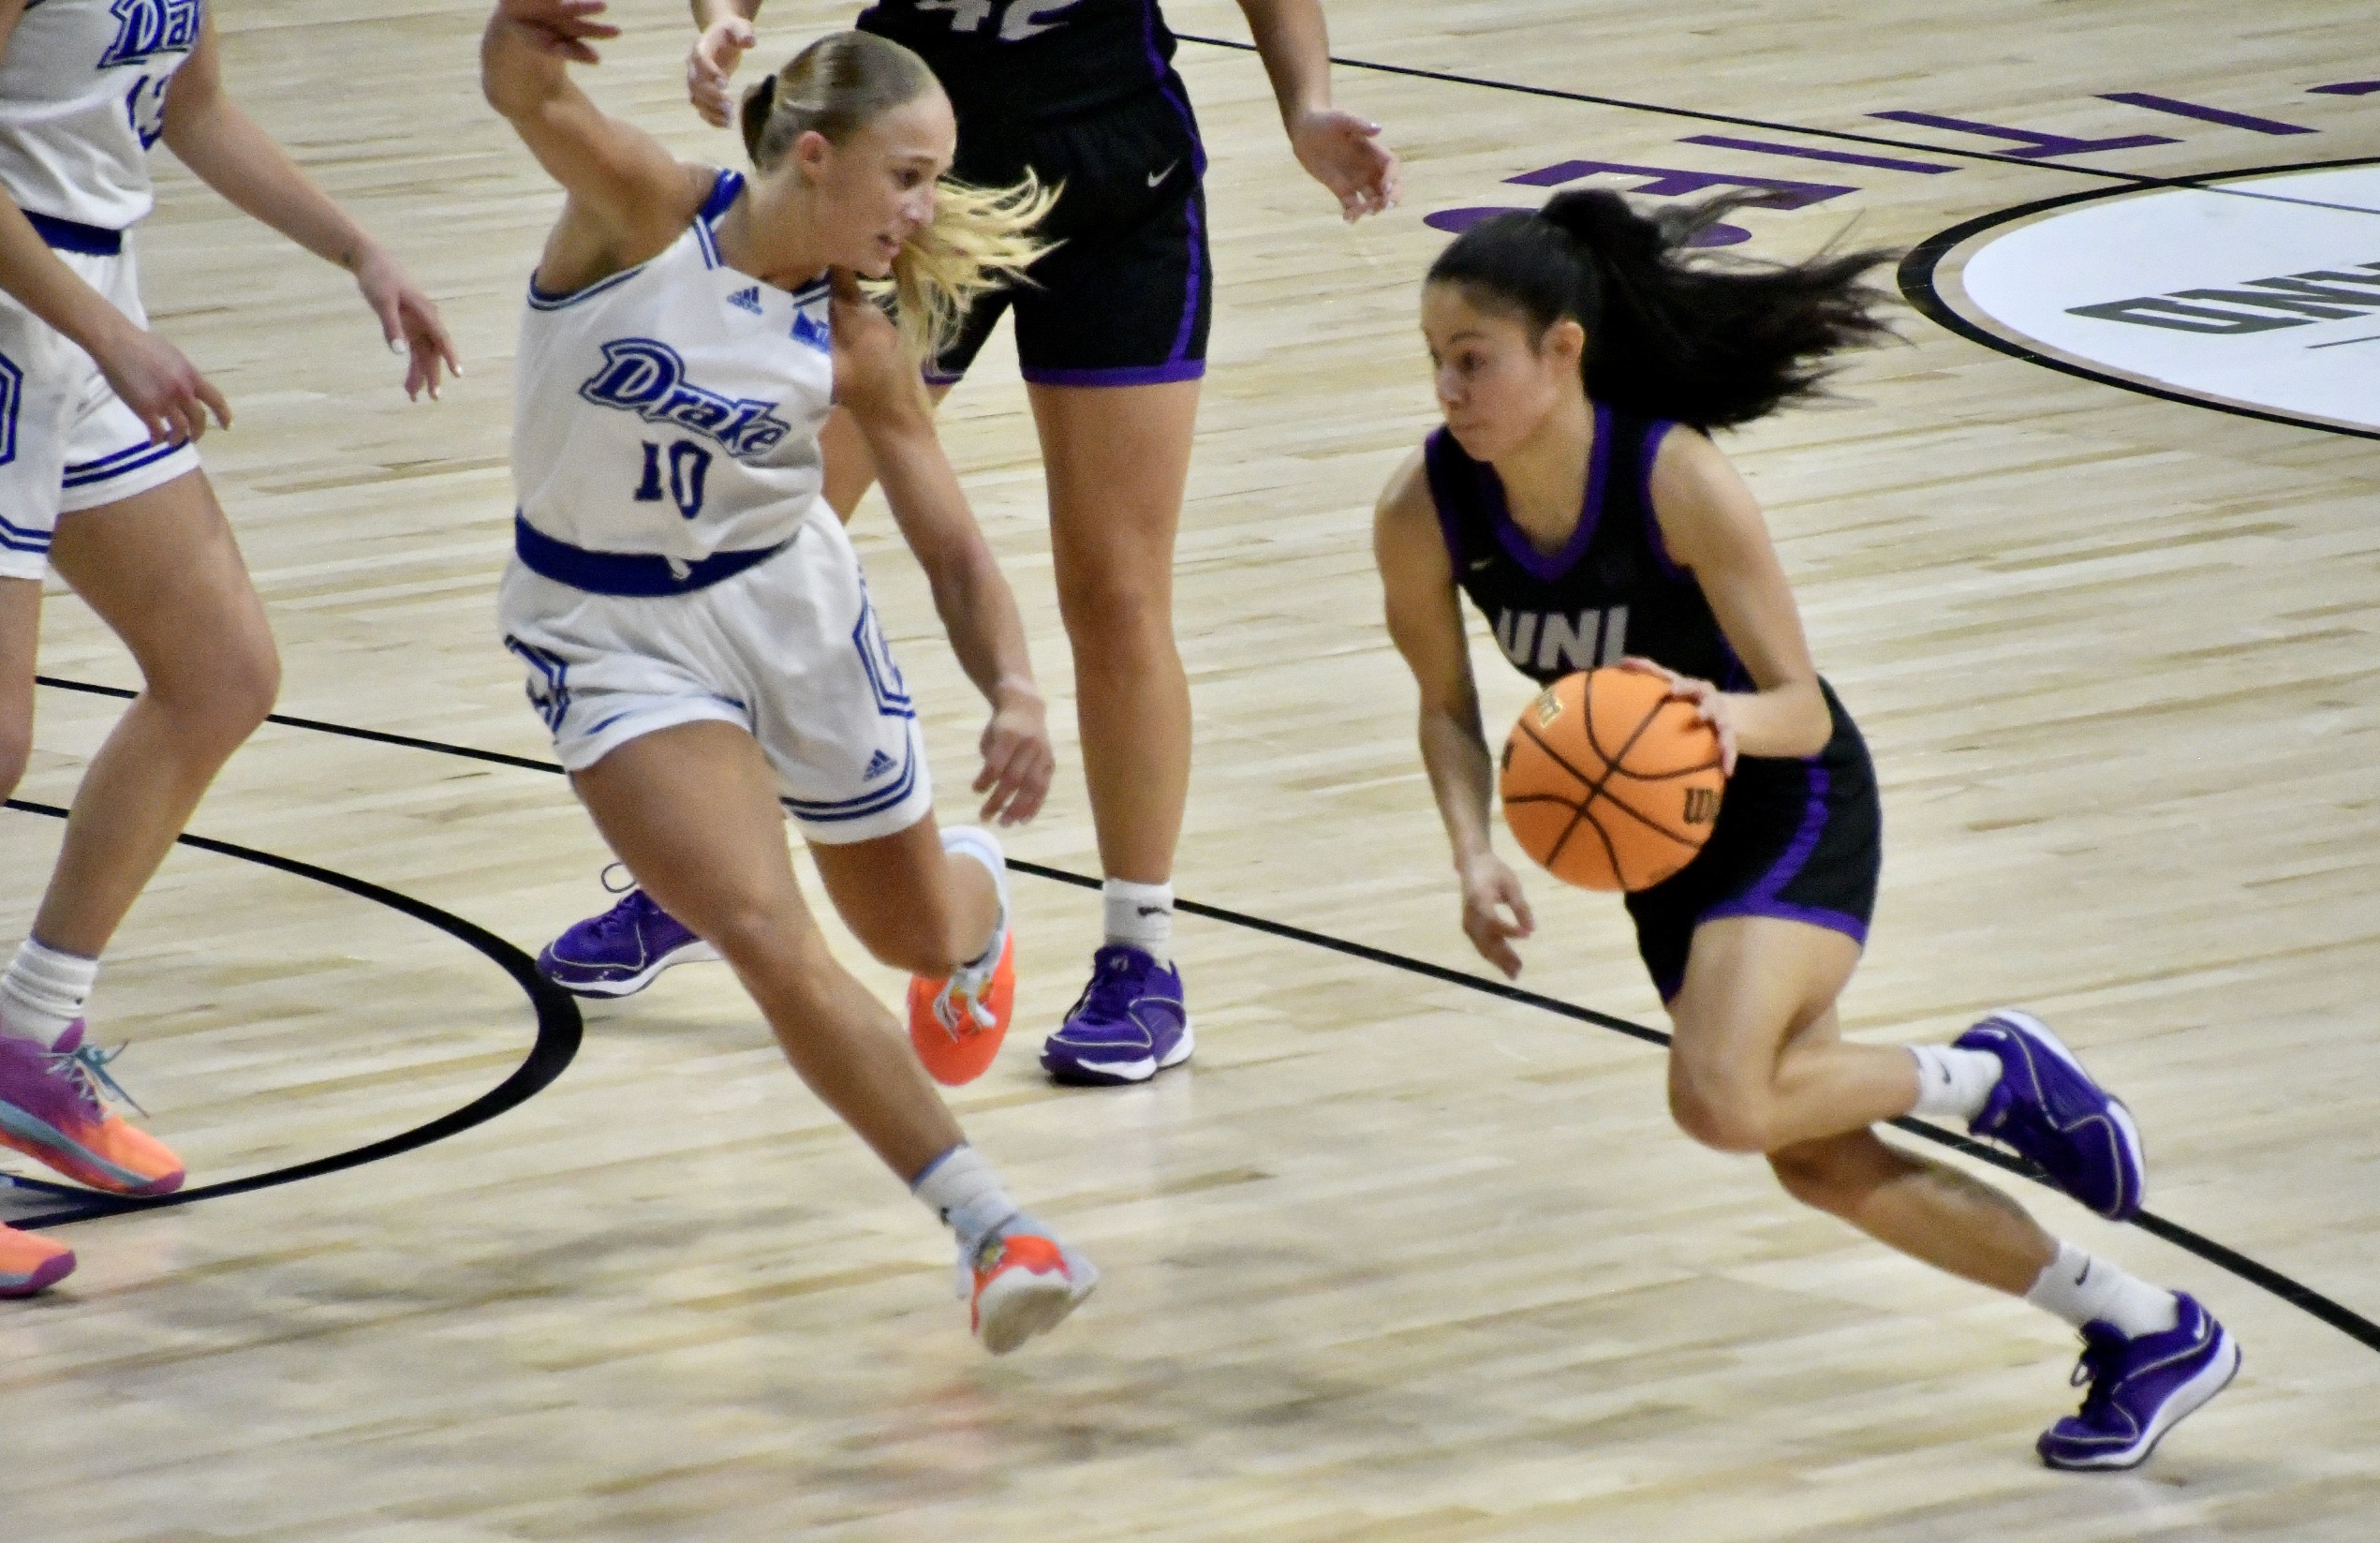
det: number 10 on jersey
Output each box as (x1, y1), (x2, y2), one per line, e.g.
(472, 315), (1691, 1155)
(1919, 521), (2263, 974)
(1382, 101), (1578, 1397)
(635, 439), (712, 520)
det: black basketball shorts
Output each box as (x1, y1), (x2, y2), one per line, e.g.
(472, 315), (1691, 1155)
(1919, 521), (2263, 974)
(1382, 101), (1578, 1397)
(930, 78), (1213, 388)
(1622, 679), (1883, 1002)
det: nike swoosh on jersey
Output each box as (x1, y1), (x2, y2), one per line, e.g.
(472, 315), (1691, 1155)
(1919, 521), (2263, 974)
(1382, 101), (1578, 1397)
(1147, 162), (1178, 188)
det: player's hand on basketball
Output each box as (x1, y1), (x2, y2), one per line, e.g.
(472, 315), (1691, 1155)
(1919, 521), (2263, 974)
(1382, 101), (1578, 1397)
(353, 248), (463, 401)
(493, 0), (619, 64)
(1286, 107), (1401, 222)
(1459, 850), (1534, 980)
(975, 684), (1055, 825)
(95, 322), (230, 445)
(1619, 657), (1740, 777)
(687, 15), (757, 128)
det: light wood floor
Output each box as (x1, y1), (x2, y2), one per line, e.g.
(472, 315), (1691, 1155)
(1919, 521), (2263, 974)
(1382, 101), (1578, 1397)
(4, 2), (2375, 1537)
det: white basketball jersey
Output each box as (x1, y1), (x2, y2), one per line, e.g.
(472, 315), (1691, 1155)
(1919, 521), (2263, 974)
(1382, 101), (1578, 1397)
(0, 0), (201, 230)
(512, 171), (835, 562)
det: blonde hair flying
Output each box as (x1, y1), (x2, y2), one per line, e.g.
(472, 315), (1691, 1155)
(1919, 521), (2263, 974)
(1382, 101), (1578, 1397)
(741, 32), (1055, 362)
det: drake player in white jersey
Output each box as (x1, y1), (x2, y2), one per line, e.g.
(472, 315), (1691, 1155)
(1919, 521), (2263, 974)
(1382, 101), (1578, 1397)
(484, 0), (1096, 1352)
(0, 0), (455, 1296)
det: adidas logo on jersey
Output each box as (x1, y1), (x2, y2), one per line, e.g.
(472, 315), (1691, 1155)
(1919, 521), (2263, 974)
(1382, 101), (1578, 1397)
(726, 285), (763, 315)
(863, 749), (897, 781)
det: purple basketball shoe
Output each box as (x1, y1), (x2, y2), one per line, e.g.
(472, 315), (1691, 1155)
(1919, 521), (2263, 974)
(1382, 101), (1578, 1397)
(537, 871), (718, 998)
(1041, 946), (1191, 1086)
(1956, 1010), (2146, 1220)
(2038, 1293), (2239, 1470)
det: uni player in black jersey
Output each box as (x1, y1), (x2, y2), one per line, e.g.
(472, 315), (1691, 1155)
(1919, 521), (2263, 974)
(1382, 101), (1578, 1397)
(1373, 190), (2238, 1471)
(528, 0), (1397, 1080)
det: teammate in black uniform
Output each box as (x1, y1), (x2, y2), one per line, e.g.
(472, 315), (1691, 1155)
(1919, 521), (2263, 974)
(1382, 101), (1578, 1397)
(1373, 190), (2237, 1470)
(528, 0), (1397, 1080)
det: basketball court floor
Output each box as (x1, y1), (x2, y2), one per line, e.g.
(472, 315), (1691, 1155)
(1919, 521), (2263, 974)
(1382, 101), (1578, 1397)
(4, 1), (2375, 1536)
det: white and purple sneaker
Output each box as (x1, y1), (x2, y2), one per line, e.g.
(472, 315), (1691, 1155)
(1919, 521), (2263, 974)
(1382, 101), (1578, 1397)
(2038, 1293), (2240, 1470)
(537, 872), (719, 999)
(1956, 1010), (2146, 1220)
(1040, 945), (1191, 1086)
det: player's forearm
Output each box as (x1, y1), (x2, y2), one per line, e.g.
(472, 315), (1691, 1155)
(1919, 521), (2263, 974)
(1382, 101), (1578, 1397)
(0, 205), (137, 355)
(164, 97), (381, 274)
(1234, 0), (1334, 124)
(1725, 676), (1830, 761)
(869, 429), (1039, 705)
(1419, 706), (1500, 868)
(690, 0), (759, 26)
(481, 12), (577, 123)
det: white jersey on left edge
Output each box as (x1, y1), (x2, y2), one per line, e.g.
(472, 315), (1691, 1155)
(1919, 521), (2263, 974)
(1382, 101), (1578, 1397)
(0, 0), (201, 230)
(512, 170), (835, 562)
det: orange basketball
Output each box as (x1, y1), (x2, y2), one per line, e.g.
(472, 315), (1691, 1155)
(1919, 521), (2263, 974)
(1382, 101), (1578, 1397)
(1500, 667), (1727, 892)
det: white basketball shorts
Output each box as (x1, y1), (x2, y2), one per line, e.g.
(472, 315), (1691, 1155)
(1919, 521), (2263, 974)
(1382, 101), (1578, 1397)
(0, 240), (203, 580)
(496, 505), (935, 845)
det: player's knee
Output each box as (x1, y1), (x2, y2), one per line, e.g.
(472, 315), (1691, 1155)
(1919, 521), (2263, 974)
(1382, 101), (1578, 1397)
(1667, 1077), (1773, 1155)
(1054, 564), (1169, 652)
(155, 631), (279, 749)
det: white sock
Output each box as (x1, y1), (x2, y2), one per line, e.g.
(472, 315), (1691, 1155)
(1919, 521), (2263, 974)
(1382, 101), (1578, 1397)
(1102, 878), (1173, 965)
(1908, 1044), (2003, 1121)
(911, 1143), (1020, 1254)
(0, 939), (98, 1046)
(2025, 1239), (2180, 1338)
(940, 827), (1008, 971)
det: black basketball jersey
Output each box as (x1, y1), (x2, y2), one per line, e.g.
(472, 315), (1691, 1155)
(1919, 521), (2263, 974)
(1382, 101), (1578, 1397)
(854, 0), (1176, 124)
(1423, 406), (1750, 691)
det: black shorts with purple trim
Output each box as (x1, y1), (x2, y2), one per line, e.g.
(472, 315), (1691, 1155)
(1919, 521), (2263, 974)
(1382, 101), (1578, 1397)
(1623, 678), (1882, 1002)
(927, 79), (1212, 389)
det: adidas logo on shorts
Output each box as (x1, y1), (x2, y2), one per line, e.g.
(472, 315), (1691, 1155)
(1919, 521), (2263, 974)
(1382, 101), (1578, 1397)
(863, 749), (897, 781)
(726, 285), (763, 316)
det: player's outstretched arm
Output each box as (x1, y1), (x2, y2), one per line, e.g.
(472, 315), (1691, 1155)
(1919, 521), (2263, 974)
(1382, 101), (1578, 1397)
(161, 11), (458, 399)
(832, 276), (1055, 826)
(483, 0), (708, 290)
(687, 0), (762, 128)
(1234, 0), (1400, 221)
(1375, 452), (1534, 977)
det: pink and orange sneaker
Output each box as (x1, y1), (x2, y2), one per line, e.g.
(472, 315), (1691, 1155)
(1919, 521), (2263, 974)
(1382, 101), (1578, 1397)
(966, 1222), (1098, 1356)
(0, 1023), (184, 1196)
(0, 1225), (74, 1298)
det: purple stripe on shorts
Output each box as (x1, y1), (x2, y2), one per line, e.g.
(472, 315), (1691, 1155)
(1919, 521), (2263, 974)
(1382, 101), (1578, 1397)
(1730, 764), (1831, 909)
(1021, 360), (1205, 388)
(1638, 419), (1686, 580)
(1166, 182), (1206, 363)
(1701, 898), (1870, 946)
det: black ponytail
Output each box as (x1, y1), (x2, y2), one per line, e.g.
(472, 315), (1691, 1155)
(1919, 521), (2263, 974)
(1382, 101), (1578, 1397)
(1427, 189), (1897, 429)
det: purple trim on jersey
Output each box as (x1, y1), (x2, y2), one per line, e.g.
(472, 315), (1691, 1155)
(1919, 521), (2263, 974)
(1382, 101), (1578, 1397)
(1022, 360), (1205, 387)
(1421, 427), (1470, 572)
(1638, 419), (1688, 581)
(700, 170), (745, 224)
(1488, 401), (1612, 582)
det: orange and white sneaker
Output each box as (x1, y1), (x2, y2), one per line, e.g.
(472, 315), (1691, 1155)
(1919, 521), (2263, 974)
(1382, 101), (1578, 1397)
(0, 1022), (185, 1196)
(965, 1220), (1098, 1356)
(0, 1225), (74, 1298)
(907, 827), (1015, 1087)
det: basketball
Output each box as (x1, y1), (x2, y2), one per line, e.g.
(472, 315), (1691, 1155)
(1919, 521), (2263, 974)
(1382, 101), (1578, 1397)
(1499, 667), (1728, 892)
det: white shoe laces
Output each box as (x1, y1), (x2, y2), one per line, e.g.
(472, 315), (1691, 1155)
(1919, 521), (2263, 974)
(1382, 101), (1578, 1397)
(930, 954), (999, 1035)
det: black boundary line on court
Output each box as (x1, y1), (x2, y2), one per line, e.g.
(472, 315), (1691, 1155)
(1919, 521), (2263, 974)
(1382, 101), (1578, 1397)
(1898, 155), (2380, 444)
(28, 675), (2377, 1351)
(0, 791), (583, 1231)
(1175, 31), (2380, 207)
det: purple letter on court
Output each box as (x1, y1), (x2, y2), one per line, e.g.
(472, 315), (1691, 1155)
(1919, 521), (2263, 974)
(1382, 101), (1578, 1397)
(1869, 110), (2178, 157)
(2099, 93), (2314, 135)
(1502, 160), (1855, 207)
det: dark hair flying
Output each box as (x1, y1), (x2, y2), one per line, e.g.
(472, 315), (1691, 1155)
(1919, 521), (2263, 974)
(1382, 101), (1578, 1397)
(1426, 189), (1898, 429)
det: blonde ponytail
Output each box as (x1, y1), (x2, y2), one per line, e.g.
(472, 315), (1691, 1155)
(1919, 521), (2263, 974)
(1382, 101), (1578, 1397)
(890, 172), (1056, 362)
(740, 30), (1057, 363)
